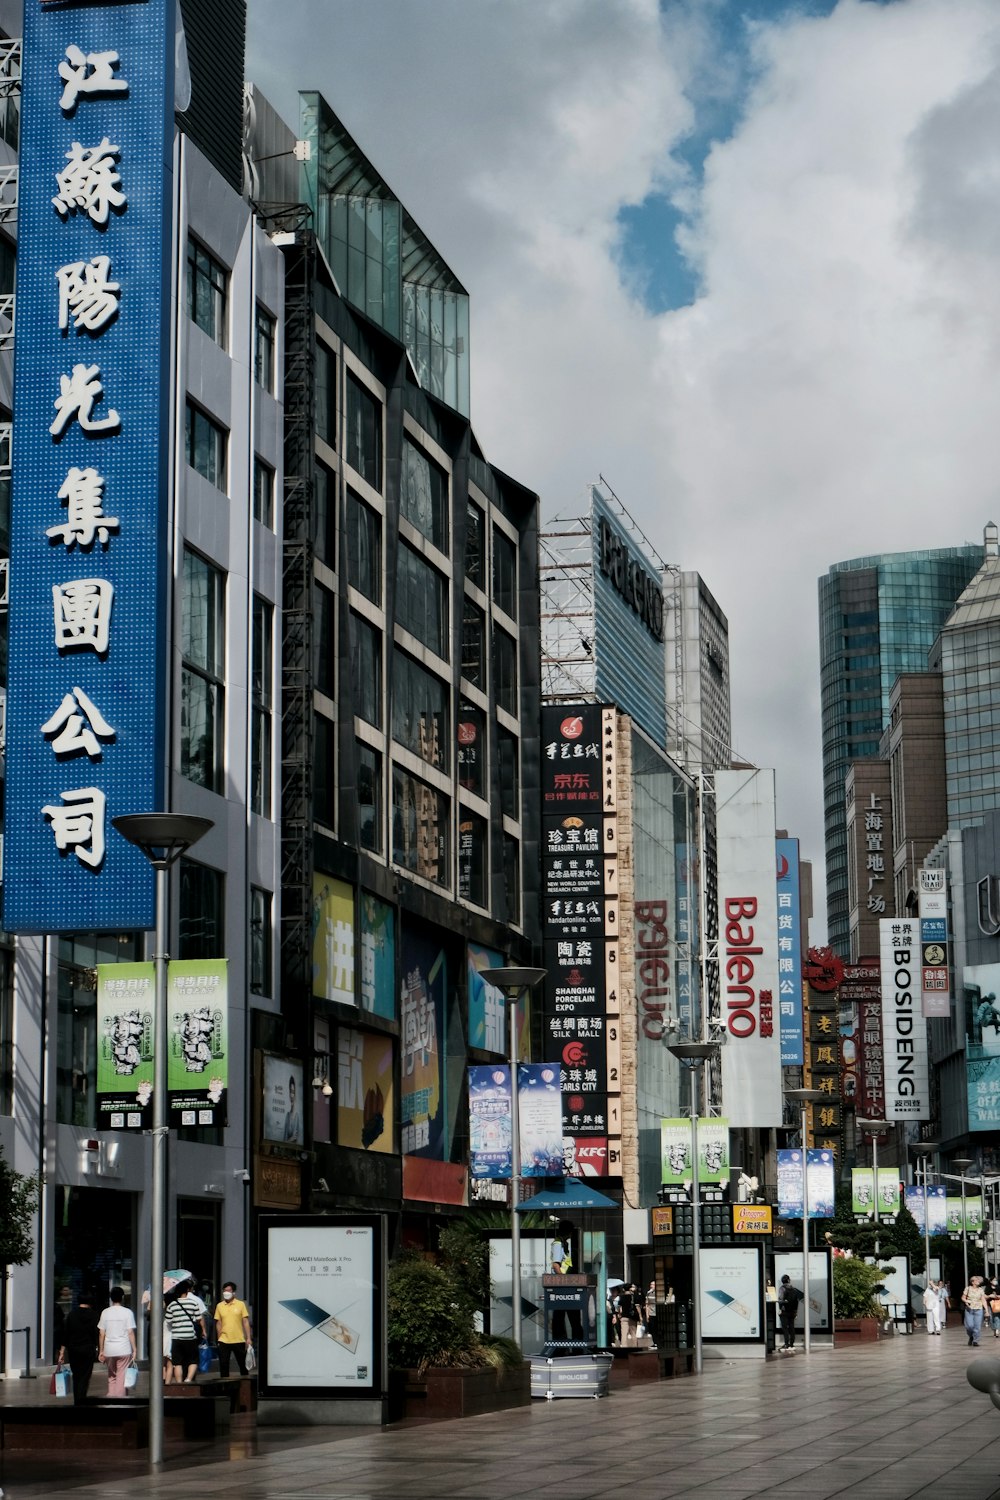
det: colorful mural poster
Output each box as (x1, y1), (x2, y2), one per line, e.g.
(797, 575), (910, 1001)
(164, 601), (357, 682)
(468, 944), (505, 1052)
(777, 1148), (834, 1218)
(360, 894), (395, 1019)
(469, 1064), (512, 1179)
(167, 958), (228, 1127)
(96, 962), (155, 1130)
(312, 874), (356, 1004)
(336, 1028), (393, 1152)
(400, 930), (446, 1157)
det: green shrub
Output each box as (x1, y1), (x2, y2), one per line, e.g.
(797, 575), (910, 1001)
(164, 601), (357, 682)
(832, 1255), (894, 1319)
(387, 1255), (479, 1374)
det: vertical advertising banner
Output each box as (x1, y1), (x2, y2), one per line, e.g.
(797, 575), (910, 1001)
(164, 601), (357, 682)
(359, 894), (395, 1019)
(4, 0), (175, 932)
(775, 838), (804, 1065)
(964, 963), (1000, 1131)
(96, 961), (154, 1128)
(879, 920), (929, 1121)
(660, 1119), (730, 1195)
(337, 1028), (393, 1153)
(918, 869), (950, 1019)
(716, 768), (783, 1126)
(399, 930), (446, 1158)
(518, 1064), (565, 1176)
(313, 875), (356, 1004)
(167, 958), (228, 1127)
(468, 1065), (512, 1179)
(777, 1148), (835, 1219)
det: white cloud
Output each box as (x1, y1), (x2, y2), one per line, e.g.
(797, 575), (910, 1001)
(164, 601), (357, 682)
(246, 0), (1000, 937)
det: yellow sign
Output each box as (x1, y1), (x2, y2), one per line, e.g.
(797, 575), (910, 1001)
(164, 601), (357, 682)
(651, 1206), (673, 1236)
(733, 1204), (773, 1234)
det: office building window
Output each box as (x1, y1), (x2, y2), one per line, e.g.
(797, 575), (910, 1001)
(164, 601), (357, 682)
(351, 611), (382, 728)
(392, 652), (449, 771)
(179, 859), (224, 960)
(493, 526), (517, 617)
(250, 887), (272, 996)
(502, 834), (520, 925)
(392, 767), (449, 887)
(458, 701), (485, 796)
(181, 549), (225, 793)
(254, 457), (274, 529)
(186, 237), (228, 347)
(347, 490), (381, 604)
(252, 595), (273, 817)
(316, 340), (336, 448)
(185, 401), (228, 492)
(397, 541), (448, 660)
(314, 712), (335, 829)
(498, 727), (519, 822)
(465, 502), (485, 589)
(255, 305), (276, 392)
(493, 627), (517, 717)
(0, 946), (12, 1115)
(316, 584), (337, 700)
(345, 371), (382, 490)
(461, 597), (485, 687)
(402, 438), (448, 553)
(315, 460), (336, 568)
(358, 742), (383, 854)
(0, 90), (18, 151)
(458, 811), (488, 908)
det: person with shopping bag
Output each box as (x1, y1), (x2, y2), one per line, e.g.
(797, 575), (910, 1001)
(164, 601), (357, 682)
(56, 1288), (100, 1402)
(98, 1286), (138, 1396)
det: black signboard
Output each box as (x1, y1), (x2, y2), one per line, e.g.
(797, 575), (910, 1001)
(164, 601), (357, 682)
(541, 704), (603, 808)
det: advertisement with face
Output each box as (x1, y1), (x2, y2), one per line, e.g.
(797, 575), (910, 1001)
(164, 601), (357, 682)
(261, 1217), (384, 1396)
(262, 1055), (304, 1147)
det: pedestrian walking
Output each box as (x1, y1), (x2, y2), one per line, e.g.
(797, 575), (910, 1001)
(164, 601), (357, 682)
(56, 1288), (101, 1402)
(922, 1279), (942, 1334)
(166, 1278), (207, 1383)
(97, 1286), (137, 1396)
(214, 1281), (253, 1376)
(962, 1274), (988, 1346)
(777, 1274), (802, 1353)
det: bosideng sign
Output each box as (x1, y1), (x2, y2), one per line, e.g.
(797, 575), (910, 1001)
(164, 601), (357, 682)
(4, 0), (174, 931)
(716, 768), (783, 1127)
(878, 919), (929, 1120)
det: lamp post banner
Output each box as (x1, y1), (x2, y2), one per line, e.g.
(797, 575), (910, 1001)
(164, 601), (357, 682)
(716, 768), (783, 1126)
(166, 958), (228, 1127)
(878, 919), (929, 1121)
(96, 961), (155, 1129)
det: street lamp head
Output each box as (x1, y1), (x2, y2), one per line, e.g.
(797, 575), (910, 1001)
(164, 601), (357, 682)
(666, 1040), (721, 1064)
(482, 966), (547, 997)
(908, 1140), (940, 1155)
(785, 1088), (826, 1104)
(953, 1157), (974, 1172)
(113, 812), (213, 869)
(856, 1118), (891, 1134)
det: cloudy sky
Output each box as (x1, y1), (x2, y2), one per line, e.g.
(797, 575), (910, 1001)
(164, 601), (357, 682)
(246, 0), (1000, 940)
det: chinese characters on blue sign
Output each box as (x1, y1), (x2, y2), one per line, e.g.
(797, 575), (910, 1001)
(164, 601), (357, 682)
(5, 1), (175, 932)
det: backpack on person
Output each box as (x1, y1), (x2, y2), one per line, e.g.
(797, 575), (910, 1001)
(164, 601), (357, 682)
(780, 1284), (802, 1314)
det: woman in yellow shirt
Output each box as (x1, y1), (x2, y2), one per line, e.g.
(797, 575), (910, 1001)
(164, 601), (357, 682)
(213, 1281), (252, 1376)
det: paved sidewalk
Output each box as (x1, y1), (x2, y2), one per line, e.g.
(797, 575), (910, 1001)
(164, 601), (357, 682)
(4, 1329), (1000, 1499)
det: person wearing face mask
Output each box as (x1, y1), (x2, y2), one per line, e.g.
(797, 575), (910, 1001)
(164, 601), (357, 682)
(213, 1281), (253, 1376)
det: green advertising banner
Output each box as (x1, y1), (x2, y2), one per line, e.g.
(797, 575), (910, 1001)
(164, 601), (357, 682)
(660, 1118), (730, 1191)
(946, 1196), (965, 1234)
(965, 1197), (984, 1233)
(167, 959), (228, 1127)
(877, 1168), (900, 1216)
(852, 1167), (874, 1216)
(96, 963), (155, 1131)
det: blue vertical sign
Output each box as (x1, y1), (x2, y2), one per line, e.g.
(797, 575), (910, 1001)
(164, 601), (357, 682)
(4, 1), (175, 932)
(776, 838), (804, 1065)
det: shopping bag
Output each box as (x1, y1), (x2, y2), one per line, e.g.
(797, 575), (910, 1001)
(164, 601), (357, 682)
(198, 1341), (213, 1373)
(54, 1368), (71, 1398)
(124, 1362), (138, 1390)
(245, 1343), (256, 1372)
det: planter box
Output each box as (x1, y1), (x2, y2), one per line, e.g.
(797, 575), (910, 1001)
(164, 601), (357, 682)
(834, 1318), (882, 1344)
(390, 1362), (530, 1422)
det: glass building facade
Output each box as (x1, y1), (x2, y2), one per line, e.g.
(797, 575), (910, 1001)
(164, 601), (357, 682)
(819, 545), (981, 955)
(935, 549), (1000, 828)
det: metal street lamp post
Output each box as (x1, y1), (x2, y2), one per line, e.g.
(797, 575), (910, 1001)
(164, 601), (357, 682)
(112, 813), (213, 1467)
(953, 1157), (974, 1289)
(909, 1142), (940, 1294)
(856, 1119), (891, 1229)
(667, 1040), (721, 1375)
(482, 968), (547, 1352)
(785, 1088), (826, 1355)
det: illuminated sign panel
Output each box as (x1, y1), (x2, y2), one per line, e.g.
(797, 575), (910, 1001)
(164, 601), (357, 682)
(4, 0), (175, 931)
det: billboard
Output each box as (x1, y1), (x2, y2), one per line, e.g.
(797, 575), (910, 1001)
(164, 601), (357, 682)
(919, 869), (950, 1019)
(775, 838), (804, 1065)
(4, 0), (176, 932)
(777, 1148), (835, 1219)
(699, 1245), (763, 1340)
(167, 958), (228, 1127)
(879, 920), (929, 1121)
(96, 961), (154, 1129)
(468, 944), (505, 1053)
(399, 929), (446, 1158)
(963, 963), (1000, 1131)
(852, 1167), (900, 1219)
(716, 768), (783, 1126)
(591, 487), (668, 750)
(359, 894), (395, 1019)
(337, 1028), (393, 1153)
(660, 1118), (730, 1194)
(469, 1065), (512, 1179)
(313, 875), (356, 1004)
(262, 1055), (304, 1147)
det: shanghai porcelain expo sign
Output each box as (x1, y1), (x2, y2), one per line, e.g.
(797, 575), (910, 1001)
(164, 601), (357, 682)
(4, 1), (175, 932)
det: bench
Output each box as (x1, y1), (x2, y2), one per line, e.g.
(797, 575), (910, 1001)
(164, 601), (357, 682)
(0, 1401), (148, 1451)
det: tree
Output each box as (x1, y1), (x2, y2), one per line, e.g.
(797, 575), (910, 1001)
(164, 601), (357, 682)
(0, 1146), (39, 1269)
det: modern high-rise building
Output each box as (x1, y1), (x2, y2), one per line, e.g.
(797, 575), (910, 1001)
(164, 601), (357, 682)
(818, 543), (981, 955)
(663, 569), (731, 774)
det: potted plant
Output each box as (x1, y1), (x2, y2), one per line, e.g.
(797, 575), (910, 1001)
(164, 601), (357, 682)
(387, 1245), (529, 1421)
(832, 1256), (894, 1343)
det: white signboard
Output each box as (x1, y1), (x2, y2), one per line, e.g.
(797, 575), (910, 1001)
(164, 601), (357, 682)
(699, 1245), (763, 1339)
(879, 919), (929, 1120)
(264, 1220), (380, 1392)
(716, 768), (783, 1126)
